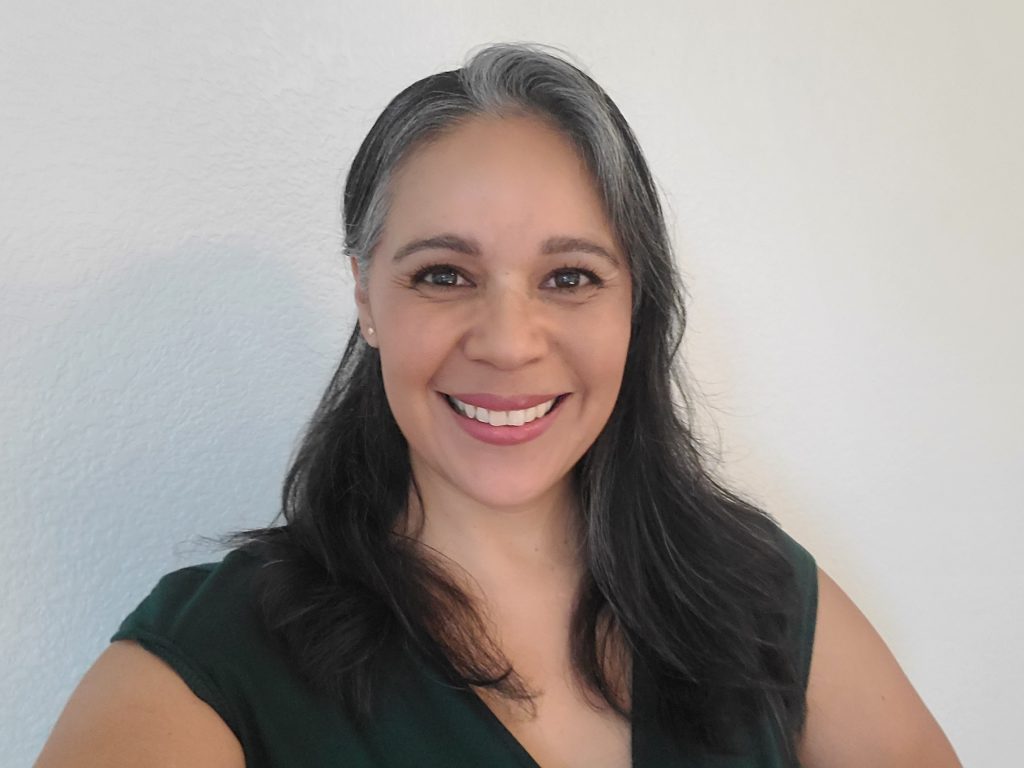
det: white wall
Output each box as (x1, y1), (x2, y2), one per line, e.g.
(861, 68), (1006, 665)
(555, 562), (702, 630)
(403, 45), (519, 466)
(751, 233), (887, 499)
(3, 1), (1019, 764)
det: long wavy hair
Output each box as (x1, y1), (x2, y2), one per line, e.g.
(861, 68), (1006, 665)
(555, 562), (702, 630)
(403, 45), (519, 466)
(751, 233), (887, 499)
(224, 43), (806, 762)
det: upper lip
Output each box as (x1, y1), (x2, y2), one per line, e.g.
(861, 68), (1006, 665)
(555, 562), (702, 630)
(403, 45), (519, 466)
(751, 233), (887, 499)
(445, 393), (565, 410)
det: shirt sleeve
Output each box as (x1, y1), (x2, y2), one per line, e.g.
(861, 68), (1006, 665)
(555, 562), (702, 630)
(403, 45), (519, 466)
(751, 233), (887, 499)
(776, 528), (819, 694)
(110, 562), (245, 741)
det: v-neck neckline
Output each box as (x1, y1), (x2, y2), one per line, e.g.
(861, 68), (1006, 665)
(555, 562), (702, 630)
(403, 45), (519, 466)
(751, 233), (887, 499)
(455, 654), (642, 768)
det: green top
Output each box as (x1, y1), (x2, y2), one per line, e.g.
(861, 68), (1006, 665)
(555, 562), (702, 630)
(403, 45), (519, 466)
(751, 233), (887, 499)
(111, 531), (817, 767)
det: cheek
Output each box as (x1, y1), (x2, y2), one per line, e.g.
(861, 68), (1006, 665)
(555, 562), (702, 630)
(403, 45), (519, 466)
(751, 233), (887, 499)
(376, 307), (455, 392)
(380, 337), (440, 388)
(566, 308), (632, 395)
(377, 337), (443, 445)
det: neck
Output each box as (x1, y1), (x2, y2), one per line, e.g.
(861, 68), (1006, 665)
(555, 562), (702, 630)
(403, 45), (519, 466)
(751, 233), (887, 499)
(401, 469), (585, 587)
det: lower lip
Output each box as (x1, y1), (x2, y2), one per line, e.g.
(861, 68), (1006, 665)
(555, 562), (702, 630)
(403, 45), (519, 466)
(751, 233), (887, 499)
(441, 394), (567, 446)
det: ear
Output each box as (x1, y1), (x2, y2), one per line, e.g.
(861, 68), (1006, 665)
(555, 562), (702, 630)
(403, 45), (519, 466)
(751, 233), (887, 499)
(350, 256), (377, 348)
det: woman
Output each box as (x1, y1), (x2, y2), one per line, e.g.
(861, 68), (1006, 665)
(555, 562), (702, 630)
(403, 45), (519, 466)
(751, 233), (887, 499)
(37, 44), (961, 767)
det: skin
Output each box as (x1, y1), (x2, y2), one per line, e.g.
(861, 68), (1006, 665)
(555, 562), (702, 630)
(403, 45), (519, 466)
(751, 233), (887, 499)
(353, 114), (636, 767)
(36, 115), (962, 768)
(798, 570), (962, 766)
(354, 113), (633, 576)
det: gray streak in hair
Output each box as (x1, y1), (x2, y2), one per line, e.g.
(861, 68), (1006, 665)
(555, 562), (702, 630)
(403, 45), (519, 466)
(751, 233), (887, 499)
(344, 43), (644, 314)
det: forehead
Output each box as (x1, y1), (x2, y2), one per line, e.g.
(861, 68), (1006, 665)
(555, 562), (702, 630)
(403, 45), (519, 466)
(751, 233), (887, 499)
(384, 114), (613, 239)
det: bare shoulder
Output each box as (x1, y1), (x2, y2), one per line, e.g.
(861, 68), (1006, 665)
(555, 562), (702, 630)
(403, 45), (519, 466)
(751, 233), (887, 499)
(797, 567), (962, 768)
(35, 640), (244, 768)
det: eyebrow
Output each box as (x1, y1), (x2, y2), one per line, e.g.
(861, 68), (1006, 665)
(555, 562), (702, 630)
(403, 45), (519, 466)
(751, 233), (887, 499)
(392, 233), (621, 267)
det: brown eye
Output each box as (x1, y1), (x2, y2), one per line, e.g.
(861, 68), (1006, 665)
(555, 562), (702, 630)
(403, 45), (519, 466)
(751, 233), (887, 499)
(411, 265), (468, 288)
(545, 269), (602, 290)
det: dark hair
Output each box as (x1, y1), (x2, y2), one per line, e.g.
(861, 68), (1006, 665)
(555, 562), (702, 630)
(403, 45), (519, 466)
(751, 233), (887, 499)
(224, 43), (806, 762)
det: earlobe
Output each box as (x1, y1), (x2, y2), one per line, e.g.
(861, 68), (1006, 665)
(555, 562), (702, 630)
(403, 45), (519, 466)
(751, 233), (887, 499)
(349, 257), (377, 348)
(358, 312), (377, 349)
(358, 317), (378, 349)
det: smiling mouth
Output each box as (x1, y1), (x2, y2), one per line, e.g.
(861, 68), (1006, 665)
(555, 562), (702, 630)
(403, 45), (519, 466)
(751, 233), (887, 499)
(441, 393), (569, 426)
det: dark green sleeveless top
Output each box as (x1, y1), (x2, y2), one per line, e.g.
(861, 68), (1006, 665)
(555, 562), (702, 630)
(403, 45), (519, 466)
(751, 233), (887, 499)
(111, 531), (817, 767)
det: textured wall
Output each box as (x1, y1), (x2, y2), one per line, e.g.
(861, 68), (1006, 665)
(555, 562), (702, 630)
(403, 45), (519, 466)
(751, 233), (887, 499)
(3, 1), (1020, 764)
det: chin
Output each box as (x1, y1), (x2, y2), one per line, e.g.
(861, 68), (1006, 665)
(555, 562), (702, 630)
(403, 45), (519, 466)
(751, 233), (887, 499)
(450, 470), (571, 512)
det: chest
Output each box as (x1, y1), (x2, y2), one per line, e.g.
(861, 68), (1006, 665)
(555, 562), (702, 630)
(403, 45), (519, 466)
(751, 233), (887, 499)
(267, 640), (781, 768)
(475, 671), (632, 768)
(473, 611), (634, 768)
(466, 571), (637, 767)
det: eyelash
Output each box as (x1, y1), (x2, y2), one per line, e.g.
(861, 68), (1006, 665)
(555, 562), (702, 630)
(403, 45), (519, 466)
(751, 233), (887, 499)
(410, 262), (604, 292)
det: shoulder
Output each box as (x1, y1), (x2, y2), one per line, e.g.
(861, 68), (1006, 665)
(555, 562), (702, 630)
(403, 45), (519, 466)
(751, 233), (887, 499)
(110, 548), (262, 646)
(768, 526), (820, 692)
(106, 548), (280, 712)
(115, 547), (295, 660)
(797, 566), (962, 767)
(37, 633), (244, 766)
(38, 549), (285, 766)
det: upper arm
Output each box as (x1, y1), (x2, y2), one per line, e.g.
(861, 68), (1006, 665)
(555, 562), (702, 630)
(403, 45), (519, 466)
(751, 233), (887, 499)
(36, 640), (245, 768)
(797, 567), (961, 768)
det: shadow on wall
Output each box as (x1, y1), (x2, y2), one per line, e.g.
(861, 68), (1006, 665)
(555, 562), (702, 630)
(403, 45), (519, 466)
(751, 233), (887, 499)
(3, 238), (348, 759)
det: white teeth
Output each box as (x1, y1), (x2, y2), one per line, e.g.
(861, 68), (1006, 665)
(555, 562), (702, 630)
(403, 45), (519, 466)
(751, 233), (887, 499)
(448, 396), (560, 427)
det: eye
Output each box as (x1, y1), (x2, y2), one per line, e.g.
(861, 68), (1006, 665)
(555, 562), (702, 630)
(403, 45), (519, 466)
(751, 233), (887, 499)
(544, 268), (603, 291)
(411, 264), (471, 288)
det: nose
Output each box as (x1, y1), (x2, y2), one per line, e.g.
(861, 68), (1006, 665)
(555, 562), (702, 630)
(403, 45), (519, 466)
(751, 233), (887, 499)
(462, 282), (549, 370)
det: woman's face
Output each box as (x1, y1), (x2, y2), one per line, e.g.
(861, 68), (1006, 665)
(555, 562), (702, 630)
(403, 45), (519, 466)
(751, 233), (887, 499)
(353, 114), (632, 512)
